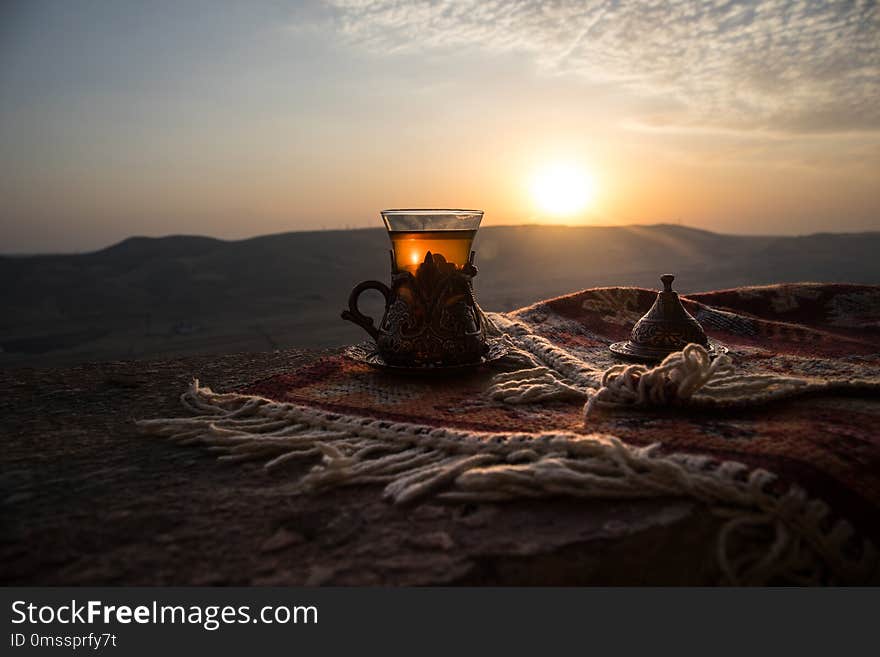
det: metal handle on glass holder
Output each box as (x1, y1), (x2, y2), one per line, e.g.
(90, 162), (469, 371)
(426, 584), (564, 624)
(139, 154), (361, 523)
(341, 280), (392, 341)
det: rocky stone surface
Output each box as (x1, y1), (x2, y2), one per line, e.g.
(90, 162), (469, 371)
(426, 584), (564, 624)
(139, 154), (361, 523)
(0, 348), (721, 585)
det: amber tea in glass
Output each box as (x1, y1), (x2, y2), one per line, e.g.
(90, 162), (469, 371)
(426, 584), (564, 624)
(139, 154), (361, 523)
(382, 210), (482, 272)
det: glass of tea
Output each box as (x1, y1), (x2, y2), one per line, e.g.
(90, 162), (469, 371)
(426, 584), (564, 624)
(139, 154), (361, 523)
(342, 208), (488, 367)
(381, 209), (483, 273)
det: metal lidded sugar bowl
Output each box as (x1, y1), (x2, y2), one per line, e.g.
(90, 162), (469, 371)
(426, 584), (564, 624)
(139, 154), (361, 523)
(610, 274), (727, 362)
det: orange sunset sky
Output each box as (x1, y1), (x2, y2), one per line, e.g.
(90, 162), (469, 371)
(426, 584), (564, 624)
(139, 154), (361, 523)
(1, 0), (878, 252)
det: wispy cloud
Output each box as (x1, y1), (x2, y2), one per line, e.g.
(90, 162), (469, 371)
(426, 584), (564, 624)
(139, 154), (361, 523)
(325, 0), (880, 134)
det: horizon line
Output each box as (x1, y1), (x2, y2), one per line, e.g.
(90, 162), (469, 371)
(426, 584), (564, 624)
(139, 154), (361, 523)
(3, 221), (880, 257)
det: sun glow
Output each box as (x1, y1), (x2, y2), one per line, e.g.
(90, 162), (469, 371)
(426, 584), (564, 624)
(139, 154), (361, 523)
(529, 163), (596, 217)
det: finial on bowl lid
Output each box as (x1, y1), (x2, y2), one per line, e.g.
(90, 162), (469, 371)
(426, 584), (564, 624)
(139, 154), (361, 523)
(609, 274), (727, 363)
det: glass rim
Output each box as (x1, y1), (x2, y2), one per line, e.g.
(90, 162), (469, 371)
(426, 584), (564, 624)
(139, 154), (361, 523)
(381, 208), (483, 216)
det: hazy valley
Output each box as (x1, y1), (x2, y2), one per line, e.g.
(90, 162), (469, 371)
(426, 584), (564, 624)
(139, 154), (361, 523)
(2, 223), (879, 367)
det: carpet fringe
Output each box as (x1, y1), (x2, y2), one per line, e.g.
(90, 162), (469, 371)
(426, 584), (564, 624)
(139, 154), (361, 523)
(484, 313), (880, 419)
(138, 380), (878, 585)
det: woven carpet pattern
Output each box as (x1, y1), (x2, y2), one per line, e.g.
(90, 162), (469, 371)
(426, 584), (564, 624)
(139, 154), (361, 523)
(243, 283), (880, 546)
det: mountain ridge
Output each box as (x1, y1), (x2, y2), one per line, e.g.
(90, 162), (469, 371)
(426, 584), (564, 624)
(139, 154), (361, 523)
(9, 221), (880, 260)
(2, 223), (878, 367)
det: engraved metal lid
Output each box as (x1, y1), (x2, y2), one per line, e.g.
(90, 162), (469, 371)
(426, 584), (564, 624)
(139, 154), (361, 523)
(610, 274), (726, 362)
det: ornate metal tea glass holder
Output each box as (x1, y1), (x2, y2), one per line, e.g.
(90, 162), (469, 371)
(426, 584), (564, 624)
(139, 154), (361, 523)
(342, 249), (489, 368)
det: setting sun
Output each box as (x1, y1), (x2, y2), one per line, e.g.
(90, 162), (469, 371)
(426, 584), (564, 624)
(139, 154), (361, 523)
(529, 163), (597, 217)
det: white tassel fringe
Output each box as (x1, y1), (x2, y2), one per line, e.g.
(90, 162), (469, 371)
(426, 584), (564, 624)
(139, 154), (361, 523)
(139, 380), (878, 585)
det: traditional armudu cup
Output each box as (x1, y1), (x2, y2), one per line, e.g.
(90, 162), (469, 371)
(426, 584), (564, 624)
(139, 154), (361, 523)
(342, 209), (489, 367)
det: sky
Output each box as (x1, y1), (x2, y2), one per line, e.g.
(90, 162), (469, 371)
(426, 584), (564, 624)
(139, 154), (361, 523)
(1, 0), (878, 253)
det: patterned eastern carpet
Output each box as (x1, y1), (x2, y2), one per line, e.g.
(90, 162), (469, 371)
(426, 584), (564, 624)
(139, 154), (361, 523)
(242, 283), (880, 546)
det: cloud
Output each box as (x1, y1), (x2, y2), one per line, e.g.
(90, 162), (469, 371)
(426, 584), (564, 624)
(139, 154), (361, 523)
(324, 0), (880, 134)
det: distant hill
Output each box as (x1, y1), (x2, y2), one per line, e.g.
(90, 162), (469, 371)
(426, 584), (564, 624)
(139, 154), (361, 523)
(2, 223), (879, 367)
